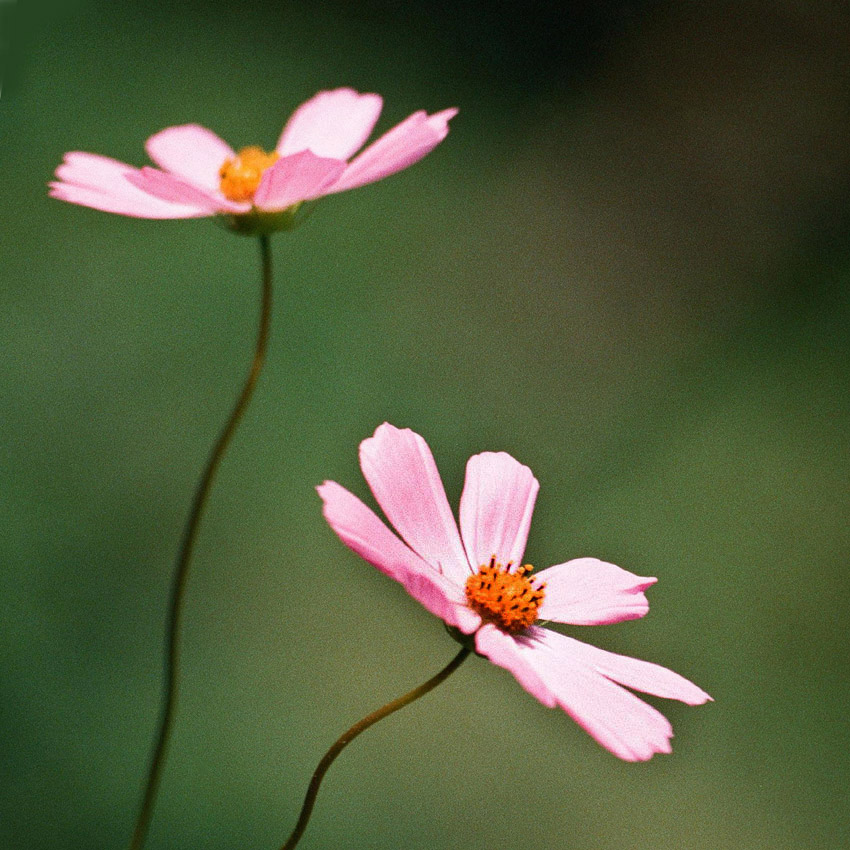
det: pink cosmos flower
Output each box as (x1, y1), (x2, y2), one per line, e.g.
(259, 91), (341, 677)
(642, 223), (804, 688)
(318, 423), (711, 762)
(49, 88), (457, 231)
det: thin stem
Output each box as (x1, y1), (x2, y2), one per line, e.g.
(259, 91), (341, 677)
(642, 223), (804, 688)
(129, 235), (274, 850)
(280, 647), (471, 850)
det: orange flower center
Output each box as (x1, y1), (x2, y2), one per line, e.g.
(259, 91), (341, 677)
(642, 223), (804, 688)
(219, 146), (280, 202)
(465, 557), (545, 633)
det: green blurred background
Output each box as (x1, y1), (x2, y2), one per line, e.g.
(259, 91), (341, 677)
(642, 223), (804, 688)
(3, 1), (850, 847)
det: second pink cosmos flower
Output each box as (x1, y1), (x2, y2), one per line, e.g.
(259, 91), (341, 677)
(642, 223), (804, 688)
(50, 87), (456, 223)
(319, 423), (711, 762)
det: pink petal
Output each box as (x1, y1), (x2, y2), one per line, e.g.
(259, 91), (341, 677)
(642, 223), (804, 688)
(277, 88), (383, 160)
(476, 625), (679, 761)
(51, 152), (211, 219)
(317, 481), (480, 634)
(254, 151), (346, 211)
(328, 107), (458, 194)
(359, 424), (472, 586)
(459, 452), (539, 571)
(536, 558), (657, 625)
(538, 629), (712, 705)
(475, 623), (558, 708)
(145, 124), (236, 192)
(55, 151), (138, 189)
(126, 167), (247, 214)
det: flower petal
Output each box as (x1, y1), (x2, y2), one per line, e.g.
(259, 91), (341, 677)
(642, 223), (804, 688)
(317, 481), (480, 633)
(358, 423), (471, 585)
(536, 558), (656, 625)
(51, 152), (212, 219)
(475, 623), (557, 708)
(55, 151), (138, 189)
(459, 451), (539, 570)
(126, 167), (248, 214)
(277, 88), (383, 160)
(476, 625), (679, 761)
(253, 151), (346, 211)
(539, 629), (712, 705)
(145, 124), (235, 192)
(328, 107), (458, 194)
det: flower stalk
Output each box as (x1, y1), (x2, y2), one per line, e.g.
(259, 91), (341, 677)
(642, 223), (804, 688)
(279, 647), (471, 850)
(129, 235), (274, 850)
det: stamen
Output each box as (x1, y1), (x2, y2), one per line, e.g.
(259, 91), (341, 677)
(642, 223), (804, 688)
(219, 146), (280, 202)
(465, 556), (545, 633)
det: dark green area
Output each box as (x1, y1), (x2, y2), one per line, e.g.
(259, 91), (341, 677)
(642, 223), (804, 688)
(3, 1), (849, 848)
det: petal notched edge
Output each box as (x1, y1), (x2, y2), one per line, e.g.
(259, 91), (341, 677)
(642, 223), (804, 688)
(476, 625), (709, 761)
(459, 451), (539, 570)
(536, 558), (657, 625)
(541, 630), (713, 706)
(51, 152), (211, 219)
(328, 107), (458, 194)
(277, 88), (383, 160)
(491, 627), (679, 761)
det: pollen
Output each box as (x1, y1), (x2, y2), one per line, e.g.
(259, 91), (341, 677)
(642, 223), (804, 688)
(219, 146), (280, 202)
(465, 556), (545, 633)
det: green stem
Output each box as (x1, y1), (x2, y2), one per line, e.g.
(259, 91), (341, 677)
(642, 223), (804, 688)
(129, 235), (274, 850)
(280, 647), (471, 850)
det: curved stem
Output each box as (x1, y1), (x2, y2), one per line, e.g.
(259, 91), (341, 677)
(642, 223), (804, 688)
(280, 647), (471, 850)
(129, 235), (274, 850)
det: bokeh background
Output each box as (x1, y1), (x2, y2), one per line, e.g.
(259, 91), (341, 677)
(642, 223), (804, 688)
(3, 1), (850, 848)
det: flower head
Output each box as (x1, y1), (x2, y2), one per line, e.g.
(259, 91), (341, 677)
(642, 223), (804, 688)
(50, 88), (457, 234)
(318, 423), (711, 762)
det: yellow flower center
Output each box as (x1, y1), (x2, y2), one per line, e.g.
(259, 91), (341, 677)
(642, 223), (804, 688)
(219, 146), (280, 202)
(465, 557), (545, 633)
